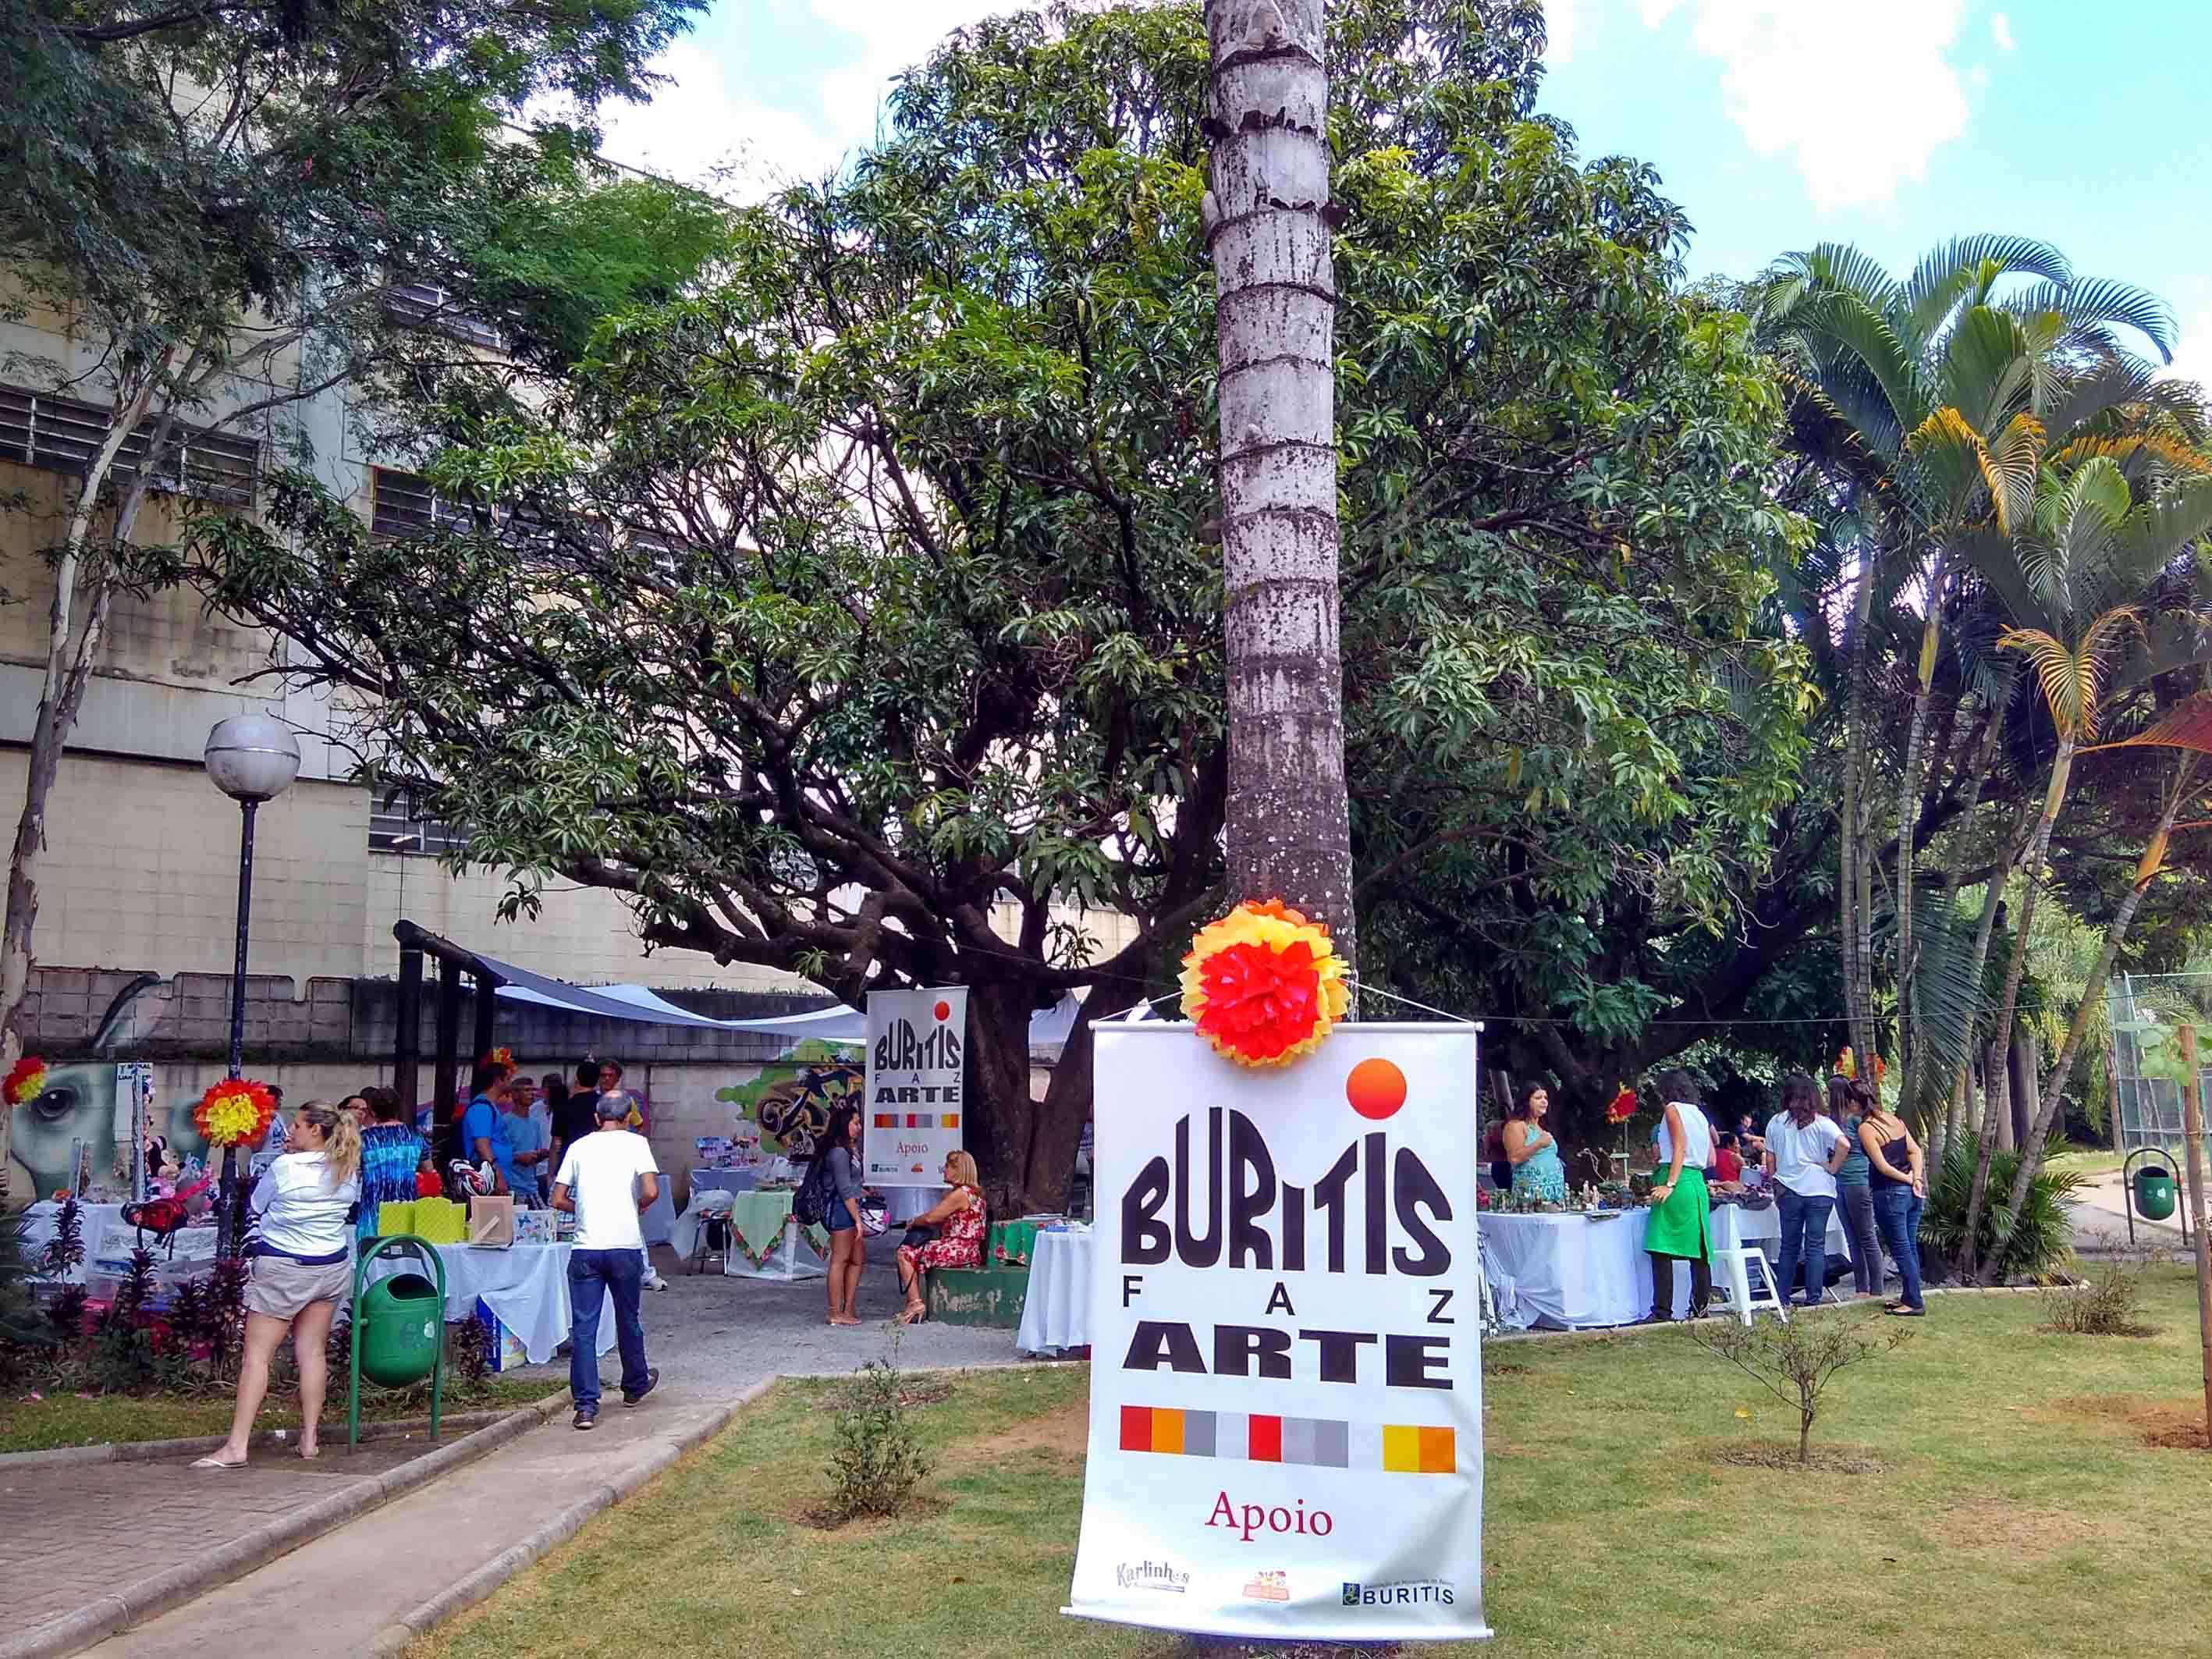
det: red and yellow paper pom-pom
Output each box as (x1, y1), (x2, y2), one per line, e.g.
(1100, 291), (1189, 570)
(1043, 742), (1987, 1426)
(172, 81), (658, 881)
(1605, 1085), (1638, 1124)
(1179, 899), (1351, 1068)
(486, 1047), (516, 1071)
(194, 1078), (278, 1149)
(1835, 1046), (1857, 1080)
(3, 1055), (48, 1107)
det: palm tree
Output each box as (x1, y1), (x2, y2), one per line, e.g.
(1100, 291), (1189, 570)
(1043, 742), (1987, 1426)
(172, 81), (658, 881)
(1747, 236), (2180, 1122)
(1202, 0), (1358, 965)
(1956, 461), (2212, 1277)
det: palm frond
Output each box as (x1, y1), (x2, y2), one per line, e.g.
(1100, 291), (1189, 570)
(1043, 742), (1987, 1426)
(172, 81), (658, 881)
(2007, 277), (2178, 364)
(1904, 884), (1995, 1124)
(1900, 235), (2072, 346)
(1940, 307), (2036, 439)
(1999, 624), (2090, 737)
(2083, 692), (2212, 756)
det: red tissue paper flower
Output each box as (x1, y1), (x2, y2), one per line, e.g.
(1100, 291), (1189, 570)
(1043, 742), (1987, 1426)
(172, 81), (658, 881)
(1605, 1086), (1638, 1124)
(194, 1078), (279, 1149)
(1178, 900), (1351, 1068)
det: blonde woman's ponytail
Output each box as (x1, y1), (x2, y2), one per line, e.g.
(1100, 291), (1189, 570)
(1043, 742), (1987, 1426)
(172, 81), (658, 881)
(298, 1101), (363, 1189)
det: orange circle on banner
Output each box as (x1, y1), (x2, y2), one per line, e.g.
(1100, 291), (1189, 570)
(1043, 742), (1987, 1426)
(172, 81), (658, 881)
(934, 1000), (950, 1021)
(1346, 1057), (1408, 1120)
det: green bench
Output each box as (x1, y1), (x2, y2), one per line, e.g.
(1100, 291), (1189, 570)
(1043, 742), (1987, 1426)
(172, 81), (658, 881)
(925, 1263), (1031, 1328)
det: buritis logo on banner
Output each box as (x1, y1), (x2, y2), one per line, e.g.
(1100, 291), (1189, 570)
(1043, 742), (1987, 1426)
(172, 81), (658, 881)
(1114, 1560), (1190, 1594)
(1343, 1580), (1455, 1607)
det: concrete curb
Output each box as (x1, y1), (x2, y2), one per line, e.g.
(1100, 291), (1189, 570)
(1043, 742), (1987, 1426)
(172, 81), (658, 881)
(0, 1401), (539, 1470)
(0, 1391), (570, 1659)
(366, 1378), (776, 1657)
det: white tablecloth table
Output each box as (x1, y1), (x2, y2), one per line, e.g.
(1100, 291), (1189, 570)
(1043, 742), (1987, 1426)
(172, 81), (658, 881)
(367, 1242), (612, 1366)
(1479, 1203), (1857, 1330)
(1016, 1228), (1092, 1354)
(687, 1167), (757, 1199)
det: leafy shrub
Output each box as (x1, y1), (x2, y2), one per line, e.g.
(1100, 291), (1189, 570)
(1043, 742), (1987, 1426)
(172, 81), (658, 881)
(37, 1196), (85, 1279)
(0, 1211), (55, 1384)
(2040, 1263), (2157, 1337)
(822, 1336), (934, 1523)
(446, 1315), (493, 1385)
(1919, 1138), (2081, 1283)
(1690, 1309), (1911, 1463)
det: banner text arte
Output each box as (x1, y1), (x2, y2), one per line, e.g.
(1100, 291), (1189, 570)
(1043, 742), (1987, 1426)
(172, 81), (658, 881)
(1117, 1107), (1458, 1388)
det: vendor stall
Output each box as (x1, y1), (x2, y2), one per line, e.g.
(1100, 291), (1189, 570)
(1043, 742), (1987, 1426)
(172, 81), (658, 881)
(22, 1201), (219, 1285)
(1479, 1204), (1853, 1330)
(719, 1188), (829, 1281)
(364, 1242), (613, 1366)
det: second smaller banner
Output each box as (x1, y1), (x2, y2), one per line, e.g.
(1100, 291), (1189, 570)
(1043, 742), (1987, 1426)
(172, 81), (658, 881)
(863, 986), (968, 1184)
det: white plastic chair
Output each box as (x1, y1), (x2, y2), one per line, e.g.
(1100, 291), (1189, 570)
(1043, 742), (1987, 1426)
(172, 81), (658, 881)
(1709, 1245), (1787, 1326)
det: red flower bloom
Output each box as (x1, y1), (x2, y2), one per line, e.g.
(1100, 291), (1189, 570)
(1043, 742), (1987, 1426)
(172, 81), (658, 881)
(1605, 1086), (1638, 1124)
(1193, 939), (1325, 1065)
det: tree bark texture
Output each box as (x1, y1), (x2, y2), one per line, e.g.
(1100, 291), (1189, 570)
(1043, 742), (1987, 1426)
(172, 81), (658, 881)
(962, 980), (1119, 1215)
(1893, 553), (1950, 1093)
(1961, 738), (2075, 1278)
(1837, 551), (1878, 1063)
(1205, 0), (1358, 975)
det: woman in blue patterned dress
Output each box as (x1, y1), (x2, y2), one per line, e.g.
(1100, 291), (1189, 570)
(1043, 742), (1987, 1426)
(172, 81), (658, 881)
(349, 1085), (424, 1243)
(1504, 1083), (1567, 1204)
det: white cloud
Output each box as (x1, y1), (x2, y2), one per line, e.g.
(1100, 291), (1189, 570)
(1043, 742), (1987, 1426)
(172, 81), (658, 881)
(1639, 0), (1972, 211)
(1547, 0), (1582, 66)
(2164, 279), (2212, 393)
(811, 2), (1022, 152)
(1990, 10), (2015, 52)
(587, 43), (849, 196)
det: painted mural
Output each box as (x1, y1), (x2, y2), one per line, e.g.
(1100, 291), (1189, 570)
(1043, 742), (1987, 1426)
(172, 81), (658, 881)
(715, 1041), (864, 1161)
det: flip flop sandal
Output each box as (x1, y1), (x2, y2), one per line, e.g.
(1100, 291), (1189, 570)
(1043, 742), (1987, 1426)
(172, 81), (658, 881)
(191, 1455), (247, 1470)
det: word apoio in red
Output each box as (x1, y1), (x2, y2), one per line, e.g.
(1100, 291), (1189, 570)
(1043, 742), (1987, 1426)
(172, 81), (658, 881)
(1207, 1492), (1333, 1544)
(1121, 1109), (1453, 1276)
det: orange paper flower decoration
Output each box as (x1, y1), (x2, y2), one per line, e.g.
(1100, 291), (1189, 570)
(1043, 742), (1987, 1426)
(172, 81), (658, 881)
(3, 1056), (48, 1107)
(487, 1046), (515, 1071)
(194, 1078), (278, 1149)
(1605, 1086), (1638, 1124)
(1179, 899), (1351, 1068)
(1835, 1046), (1857, 1080)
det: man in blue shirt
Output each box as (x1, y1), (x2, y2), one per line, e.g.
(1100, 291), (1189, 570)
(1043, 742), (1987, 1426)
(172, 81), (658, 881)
(496, 1082), (549, 1205)
(459, 1065), (510, 1188)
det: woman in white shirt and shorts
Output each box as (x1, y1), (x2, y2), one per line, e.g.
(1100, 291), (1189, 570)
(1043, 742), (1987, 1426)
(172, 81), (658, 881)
(195, 1102), (362, 1468)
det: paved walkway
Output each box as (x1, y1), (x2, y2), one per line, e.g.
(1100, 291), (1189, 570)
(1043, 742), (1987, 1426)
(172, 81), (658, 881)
(3, 1439), (427, 1642)
(35, 1241), (1032, 1658)
(2070, 1167), (2195, 1255)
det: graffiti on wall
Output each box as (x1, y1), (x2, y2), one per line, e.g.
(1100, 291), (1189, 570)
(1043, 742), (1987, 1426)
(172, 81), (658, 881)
(9, 1061), (215, 1203)
(715, 1041), (863, 1160)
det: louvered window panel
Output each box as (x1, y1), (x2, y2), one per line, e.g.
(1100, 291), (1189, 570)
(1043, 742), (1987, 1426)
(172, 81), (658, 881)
(385, 281), (503, 349)
(0, 383), (257, 506)
(370, 467), (486, 538)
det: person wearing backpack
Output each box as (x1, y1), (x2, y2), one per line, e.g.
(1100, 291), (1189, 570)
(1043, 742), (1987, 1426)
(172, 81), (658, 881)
(802, 1106), (867, 1326)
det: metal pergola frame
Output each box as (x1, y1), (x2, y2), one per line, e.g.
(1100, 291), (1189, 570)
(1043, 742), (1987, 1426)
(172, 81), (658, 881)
(392, 918), (505, 1134)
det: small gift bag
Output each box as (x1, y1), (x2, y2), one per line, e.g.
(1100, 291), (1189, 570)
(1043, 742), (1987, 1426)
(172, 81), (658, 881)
(467, 1195), (514, 1248)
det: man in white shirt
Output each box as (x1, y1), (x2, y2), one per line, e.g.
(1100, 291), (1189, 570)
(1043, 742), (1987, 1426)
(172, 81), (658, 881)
(552, 1095), (662, 1430)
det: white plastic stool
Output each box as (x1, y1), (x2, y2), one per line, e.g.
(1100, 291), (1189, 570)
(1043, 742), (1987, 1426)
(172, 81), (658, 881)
(1710, 1245), (1787, 1326)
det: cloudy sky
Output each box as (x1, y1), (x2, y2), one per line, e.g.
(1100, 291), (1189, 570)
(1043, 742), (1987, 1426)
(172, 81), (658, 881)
(594, 0), (2211, 381)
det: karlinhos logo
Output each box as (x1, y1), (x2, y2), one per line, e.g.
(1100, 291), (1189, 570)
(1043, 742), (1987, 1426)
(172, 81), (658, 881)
(1114, 1560), (1189, 1594)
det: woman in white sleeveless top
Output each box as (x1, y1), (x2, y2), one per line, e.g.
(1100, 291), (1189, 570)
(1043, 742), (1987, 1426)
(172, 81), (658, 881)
(1641, 1068), (1714, 1322)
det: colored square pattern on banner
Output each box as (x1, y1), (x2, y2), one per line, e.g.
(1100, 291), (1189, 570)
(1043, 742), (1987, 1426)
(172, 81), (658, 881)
(870, 1111), (965, 1130)
(1118, 1406), (1454, 1474)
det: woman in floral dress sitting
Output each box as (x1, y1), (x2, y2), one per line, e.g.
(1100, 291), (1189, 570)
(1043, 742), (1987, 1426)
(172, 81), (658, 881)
(895, 1150), (987, 1323)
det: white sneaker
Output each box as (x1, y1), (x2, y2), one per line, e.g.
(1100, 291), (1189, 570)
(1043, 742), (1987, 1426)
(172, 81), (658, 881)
(647, 1272), (669, 1291)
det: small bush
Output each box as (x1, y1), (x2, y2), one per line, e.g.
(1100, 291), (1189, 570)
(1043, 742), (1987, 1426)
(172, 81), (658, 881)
(2040, 1263), (2158, 1338)
(446, 1316), (493, 1385)
(1690, 1310), (1911, 1464)
(1920, 1139), (2081, 1283)
(821, 1334), (934, 1524)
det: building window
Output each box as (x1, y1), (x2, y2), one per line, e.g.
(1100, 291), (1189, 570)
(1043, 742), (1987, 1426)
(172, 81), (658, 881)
(369, 466), (484, 539)
(369, 787), (467, 855)
(0, 382), (259, 506)
(384, 282), (504, 350)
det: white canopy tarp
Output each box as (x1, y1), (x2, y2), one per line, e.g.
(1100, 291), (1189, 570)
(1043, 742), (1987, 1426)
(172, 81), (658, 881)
(478, 952), (1080, 1049)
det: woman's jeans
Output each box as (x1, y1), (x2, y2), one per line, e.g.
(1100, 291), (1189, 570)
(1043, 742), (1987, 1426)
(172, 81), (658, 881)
(1839, 1181), (1883, 1295)
(1873, 1185), (1926, 1309)
(1774, 1188), (1834, 1306)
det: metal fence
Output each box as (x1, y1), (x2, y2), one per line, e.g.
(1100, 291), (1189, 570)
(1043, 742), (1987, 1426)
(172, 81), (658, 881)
(2106, 972), (2212, 1150)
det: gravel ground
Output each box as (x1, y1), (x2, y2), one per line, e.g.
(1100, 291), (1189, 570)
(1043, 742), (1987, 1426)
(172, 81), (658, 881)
(524, 1234), (1044, 1395)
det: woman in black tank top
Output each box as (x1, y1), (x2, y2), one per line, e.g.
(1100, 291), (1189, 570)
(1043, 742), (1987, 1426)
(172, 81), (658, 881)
(1857, 1105), (1925, 1315)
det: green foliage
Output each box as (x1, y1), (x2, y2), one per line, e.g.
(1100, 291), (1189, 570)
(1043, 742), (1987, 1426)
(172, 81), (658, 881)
(37, 1195), (85, 1279)
(0, 1212), (54, 1382)
(1921, 1138), (2082, 1281)
(197, 0), (1812, 1182)
(822, 1336), (935, 1525)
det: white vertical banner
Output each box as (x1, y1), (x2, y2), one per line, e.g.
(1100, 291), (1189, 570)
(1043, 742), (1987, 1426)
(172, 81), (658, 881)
(1066, 1022), (1488, 1643)
(862, 986), (968, 1185)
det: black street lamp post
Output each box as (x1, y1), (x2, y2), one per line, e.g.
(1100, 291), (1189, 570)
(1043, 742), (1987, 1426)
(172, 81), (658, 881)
(204, 712), (301, 1256)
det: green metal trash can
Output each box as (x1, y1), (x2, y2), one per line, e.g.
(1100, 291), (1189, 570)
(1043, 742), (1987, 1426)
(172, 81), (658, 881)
(357, 1268), (442, 1386)
(350, 1234), (448, 1449)
(2134, 1165), (2178, 1223)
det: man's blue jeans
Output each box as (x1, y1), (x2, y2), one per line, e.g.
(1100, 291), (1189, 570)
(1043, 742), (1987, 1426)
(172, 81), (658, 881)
(1774, 1188), (1834, 1306)
(568, 1247), (648, 1412)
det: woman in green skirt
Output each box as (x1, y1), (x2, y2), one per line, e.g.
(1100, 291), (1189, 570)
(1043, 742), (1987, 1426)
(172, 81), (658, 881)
(1640, 1068), (1715, 1323)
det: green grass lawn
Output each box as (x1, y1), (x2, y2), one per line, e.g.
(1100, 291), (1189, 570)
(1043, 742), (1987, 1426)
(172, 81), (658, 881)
(416, 1270), (2212, 1659)
(0, 1373), (552, 1453)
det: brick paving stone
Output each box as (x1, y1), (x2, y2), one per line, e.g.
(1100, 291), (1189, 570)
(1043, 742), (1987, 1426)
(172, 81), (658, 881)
(0, 1439), (425, 1632)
